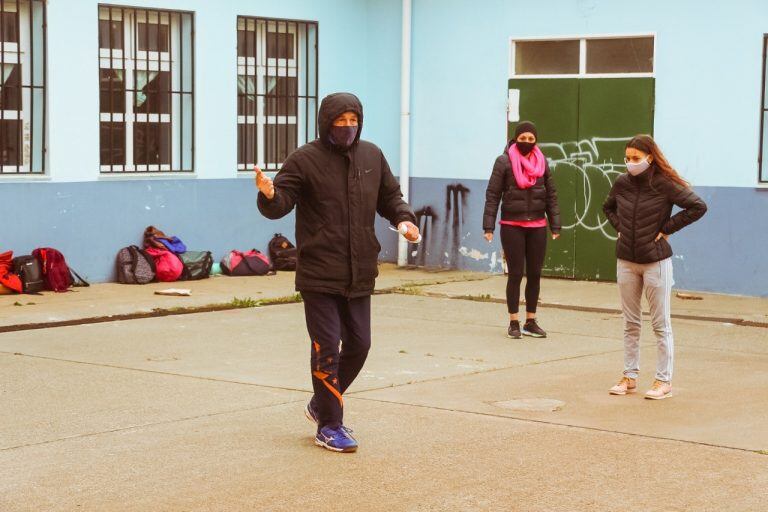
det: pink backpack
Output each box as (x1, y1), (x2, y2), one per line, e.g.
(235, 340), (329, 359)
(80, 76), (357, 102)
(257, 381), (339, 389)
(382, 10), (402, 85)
(145, 247), (183, 282)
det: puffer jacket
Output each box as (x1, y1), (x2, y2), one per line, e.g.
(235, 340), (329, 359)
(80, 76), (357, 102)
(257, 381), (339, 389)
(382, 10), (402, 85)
(602, 166), (707, 264)
(257, 92), (415, 298)
(483, 142), (561, 233)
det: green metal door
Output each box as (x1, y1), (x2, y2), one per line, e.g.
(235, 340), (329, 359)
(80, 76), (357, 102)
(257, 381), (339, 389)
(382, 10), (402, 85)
(508, 77), (654, 281)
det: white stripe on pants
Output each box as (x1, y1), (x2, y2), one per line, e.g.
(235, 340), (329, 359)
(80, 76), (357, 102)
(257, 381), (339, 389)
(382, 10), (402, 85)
(617, 258), (675, 382)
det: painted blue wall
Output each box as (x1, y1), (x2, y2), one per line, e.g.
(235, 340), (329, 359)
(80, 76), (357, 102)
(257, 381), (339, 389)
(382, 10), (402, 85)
(1, 0), (404, 282)
(401, 0), (768, 296)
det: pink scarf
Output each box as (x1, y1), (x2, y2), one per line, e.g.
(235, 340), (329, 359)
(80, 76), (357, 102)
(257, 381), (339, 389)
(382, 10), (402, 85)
(508, 143), (546, 189)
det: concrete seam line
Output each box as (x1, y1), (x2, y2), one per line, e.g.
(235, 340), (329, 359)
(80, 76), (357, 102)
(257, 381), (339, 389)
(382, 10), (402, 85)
(0, 398), (309, 453)
(0, 294), (304, 334)
(348, 348), (626, 395)
(346, 396), (766, 456)
(385, 290), (768, 329)
(1, 351), (312, 394)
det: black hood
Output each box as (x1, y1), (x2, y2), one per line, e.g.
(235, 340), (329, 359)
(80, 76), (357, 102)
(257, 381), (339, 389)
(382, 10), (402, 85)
(318, 92), (364, 149)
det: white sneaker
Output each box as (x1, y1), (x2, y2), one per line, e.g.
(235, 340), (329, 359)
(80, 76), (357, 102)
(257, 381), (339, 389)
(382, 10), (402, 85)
(645, 380), (673, 400)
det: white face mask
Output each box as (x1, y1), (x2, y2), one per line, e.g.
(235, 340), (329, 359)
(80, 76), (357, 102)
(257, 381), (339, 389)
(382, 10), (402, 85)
(626, 157), (651, 176)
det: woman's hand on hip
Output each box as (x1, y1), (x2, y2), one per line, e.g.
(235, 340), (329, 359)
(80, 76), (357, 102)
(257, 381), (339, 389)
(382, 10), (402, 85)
(655, 232), (669, 242)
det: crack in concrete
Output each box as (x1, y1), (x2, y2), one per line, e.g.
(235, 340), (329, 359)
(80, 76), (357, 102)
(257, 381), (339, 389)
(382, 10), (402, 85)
(346, 396), (767, 456)
(0, 351), (313, 395)
(0, 398), (308, 452)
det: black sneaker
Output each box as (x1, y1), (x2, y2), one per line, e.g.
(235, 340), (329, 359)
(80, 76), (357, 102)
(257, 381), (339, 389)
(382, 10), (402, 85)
(507, 320), (521, 339)
(522, 319), (547, 338)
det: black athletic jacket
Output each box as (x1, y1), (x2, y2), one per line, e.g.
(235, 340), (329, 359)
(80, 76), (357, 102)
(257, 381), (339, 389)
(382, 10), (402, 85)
(483, 141), (561, 233)
(257, 93), (415, 298)
(602, 166), (707, 264)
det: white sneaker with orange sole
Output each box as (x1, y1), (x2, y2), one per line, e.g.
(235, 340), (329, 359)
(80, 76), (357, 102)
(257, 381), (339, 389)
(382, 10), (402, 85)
(609, 376), (637, 395)
(645, 380), (673, 400)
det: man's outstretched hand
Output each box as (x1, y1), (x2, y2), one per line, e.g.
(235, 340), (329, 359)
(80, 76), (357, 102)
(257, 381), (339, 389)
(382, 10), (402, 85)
(398, 221), (420, 242)
(254, 165), (275, 200)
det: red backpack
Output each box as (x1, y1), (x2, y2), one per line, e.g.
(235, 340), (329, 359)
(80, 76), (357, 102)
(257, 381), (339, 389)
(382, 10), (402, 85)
(32, 248), (89, 292)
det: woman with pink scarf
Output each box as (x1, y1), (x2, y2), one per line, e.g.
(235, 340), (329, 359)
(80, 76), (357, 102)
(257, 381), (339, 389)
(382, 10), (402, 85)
(483, 121), (561, 339)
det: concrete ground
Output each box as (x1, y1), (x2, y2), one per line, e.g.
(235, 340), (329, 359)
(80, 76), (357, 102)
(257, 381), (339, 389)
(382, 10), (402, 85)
(1, 266), (767, 511)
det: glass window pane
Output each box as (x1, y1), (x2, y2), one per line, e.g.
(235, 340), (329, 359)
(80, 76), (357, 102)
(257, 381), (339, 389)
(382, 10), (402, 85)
(1, 11), (18, 43)
(100, 122), (125, 166)
(99, 19), (123, 50)
(267, 32), (294, 60)
(237, 75), (256, 116)
(586, 37), (654, 74)
(762, 112), (768, 182)
(134, 122), (171, 165)
(99, 69), (125, 113)
(0, 119), (22, 166)
(0, 64), (21, 111)
(138, 22), (169, 52)
(237, 124), (256, 166)
(135, 71), (171, 114)
(763, 37), (768, 109)
(238, 29), (256, 58)
(265, 124), (296, 165)
(515, 40), (580, 75)
(266, 76), (297, 117)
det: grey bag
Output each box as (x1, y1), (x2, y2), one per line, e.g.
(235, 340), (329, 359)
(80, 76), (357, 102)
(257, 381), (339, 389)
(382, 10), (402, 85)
(116, 245), (156, 284)
(179, 250), (213, 281)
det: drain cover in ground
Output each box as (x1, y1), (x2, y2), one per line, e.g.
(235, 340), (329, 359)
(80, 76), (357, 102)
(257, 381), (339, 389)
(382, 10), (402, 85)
(491, 399), (565, 412)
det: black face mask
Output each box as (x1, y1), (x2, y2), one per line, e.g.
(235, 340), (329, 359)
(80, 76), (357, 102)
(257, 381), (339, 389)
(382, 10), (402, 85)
(516, 141), (535, 156)
(329, 125), (358, 148)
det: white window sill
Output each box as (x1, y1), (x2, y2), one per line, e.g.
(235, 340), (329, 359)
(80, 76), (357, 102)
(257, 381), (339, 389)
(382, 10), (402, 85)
(98, 172), (197, 181)
(0, 174), (51, 182)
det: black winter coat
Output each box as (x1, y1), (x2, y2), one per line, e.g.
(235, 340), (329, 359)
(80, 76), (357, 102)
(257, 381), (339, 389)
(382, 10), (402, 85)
(483, 142), (561, 233)
(257, 93), (416, 298)
(602, 166), (707, 264)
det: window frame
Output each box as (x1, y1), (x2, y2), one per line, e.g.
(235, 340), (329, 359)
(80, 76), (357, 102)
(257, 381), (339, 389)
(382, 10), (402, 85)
(509, 33), (656, 79)
(237, 15), (318, 173)
(97, 4), (195, 175)
(758, 34), (768, 184)
(0, 0), (47, 176)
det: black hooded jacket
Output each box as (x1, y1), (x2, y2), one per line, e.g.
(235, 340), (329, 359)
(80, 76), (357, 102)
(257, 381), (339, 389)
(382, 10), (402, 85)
(257, 92), (416, 298)
(602, 166), (707, 264)
(483, 141), (561, 233)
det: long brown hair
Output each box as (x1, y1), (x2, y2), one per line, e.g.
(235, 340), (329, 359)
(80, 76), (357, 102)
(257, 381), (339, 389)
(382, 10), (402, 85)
(626, 135), (689, 188)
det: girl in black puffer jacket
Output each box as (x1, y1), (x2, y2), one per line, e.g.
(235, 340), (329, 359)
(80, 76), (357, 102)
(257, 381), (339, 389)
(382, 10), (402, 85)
(603, 134), (706, 400)
(483, 121), (561, 340)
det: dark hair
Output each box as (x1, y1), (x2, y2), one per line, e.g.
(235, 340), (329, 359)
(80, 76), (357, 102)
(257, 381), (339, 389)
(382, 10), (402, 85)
(626, 134), (689, 188)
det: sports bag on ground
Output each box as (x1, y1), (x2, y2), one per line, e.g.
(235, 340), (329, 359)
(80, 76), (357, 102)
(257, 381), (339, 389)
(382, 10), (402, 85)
(145, 247), (184, 282)
(31, 248), (89, 292)
(179, 251), (213, 281)
(116, 245), (156, 284)
(11, 254), (44, 293)
(268, 233), (297, 271)
(220, 250), (272, 276)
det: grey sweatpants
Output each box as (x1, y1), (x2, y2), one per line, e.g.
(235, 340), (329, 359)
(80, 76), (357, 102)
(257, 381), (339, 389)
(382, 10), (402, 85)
(617, 258), (675, 382)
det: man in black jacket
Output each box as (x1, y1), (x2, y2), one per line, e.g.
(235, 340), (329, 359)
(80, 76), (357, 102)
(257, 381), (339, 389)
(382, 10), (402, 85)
(255, 92), (418, 452)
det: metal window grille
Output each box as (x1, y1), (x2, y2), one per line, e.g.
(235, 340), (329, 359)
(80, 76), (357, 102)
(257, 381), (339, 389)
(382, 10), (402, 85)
(99, 5), (194, 173)
(237, 16), (318, 172)
(759, 35), (768, 183)
(0, 0), (46, 175)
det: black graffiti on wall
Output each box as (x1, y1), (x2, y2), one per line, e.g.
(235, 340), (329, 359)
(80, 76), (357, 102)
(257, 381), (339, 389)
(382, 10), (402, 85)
(441, 184), (470, 268)
(408, 206), (437, 266)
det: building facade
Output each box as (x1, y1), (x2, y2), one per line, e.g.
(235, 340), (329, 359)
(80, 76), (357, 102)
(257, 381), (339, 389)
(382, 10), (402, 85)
(1, 0), (767, 297)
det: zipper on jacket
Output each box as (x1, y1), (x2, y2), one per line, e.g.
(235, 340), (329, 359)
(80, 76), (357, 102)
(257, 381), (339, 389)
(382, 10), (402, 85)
(631, 180), (640, 262)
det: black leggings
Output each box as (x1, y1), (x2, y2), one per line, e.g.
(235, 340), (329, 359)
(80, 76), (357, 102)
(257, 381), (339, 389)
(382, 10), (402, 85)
(500, 225), (547, 315)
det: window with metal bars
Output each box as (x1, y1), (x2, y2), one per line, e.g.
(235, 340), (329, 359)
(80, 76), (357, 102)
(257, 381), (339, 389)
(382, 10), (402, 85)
(0, 0), (45, 175)
(237, 16), (317, 172)
(98, 6), (193, 173)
